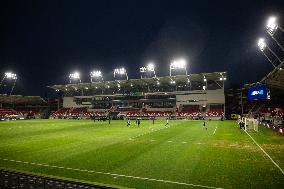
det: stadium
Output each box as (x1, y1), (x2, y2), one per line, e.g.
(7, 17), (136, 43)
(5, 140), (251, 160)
(1, 3), (284, 189)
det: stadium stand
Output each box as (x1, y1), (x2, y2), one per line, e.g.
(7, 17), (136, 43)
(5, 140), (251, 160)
(49, 72), (226, 120)
(0, 95), (47, 120)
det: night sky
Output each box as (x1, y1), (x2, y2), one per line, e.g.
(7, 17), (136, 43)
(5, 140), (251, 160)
(1, 0), (284, 96)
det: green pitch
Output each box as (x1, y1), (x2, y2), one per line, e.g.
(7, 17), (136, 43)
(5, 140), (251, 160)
(0, 119), (283, 189)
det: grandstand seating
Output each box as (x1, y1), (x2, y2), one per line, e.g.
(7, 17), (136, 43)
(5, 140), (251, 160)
(206, 108), (224, 117)
(51, 108), (106, 118)
(0, 108), (20, 118)
(142, 111), (172, 117)
(50, 106), (227, 118)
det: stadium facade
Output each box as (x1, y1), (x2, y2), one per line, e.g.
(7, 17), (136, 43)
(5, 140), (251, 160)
(49, 72), (226, 119)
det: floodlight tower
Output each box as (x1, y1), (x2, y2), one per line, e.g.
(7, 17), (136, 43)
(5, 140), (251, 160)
(69, 72), (81, 84)
(0, 72), (17, 95)
(90, 70), (103, 82)
(257, 38), (281, 67)
(113, 67), (128, 80)
(266, 16), (284, 52)
(140, 62), (156, 78)
(170, 58), (187, 76)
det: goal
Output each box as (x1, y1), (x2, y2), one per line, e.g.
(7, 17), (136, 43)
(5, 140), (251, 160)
(244, 118), (259, 132)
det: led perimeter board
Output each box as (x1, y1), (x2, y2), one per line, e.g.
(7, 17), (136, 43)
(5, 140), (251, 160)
(247, 84), (270, 101)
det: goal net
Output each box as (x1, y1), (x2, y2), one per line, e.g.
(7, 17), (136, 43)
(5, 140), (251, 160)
(244, 118), (259, 132)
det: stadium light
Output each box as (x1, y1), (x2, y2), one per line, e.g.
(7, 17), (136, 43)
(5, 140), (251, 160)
(265, 16), (284, 52)
(0, 72), (18, 95)
(147, 63), (155, 72)
(140, 62), (156, 78)
(5, 72), (17, 80)
(170, 58), (187, 76)
(266, 17), (278, 35)
(219, 77), (226, 81)
(258, 38), (282, 66)
(69, 71), (81, 83)
(114, 67), (128, 80)
(90, 70), (103, 82)
(258, 38), (266, 52)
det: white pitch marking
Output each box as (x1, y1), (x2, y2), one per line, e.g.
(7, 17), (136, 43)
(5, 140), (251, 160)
(182, 141), (187, 144)
(245, 130), (284, 175)
(167, 141), (173, 143)
(213, 126), (217, 135)
(0, 157), (223, 189)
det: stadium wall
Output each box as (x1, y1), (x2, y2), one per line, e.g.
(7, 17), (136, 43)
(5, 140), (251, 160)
(63, 97), (92, 108)
(176, 89), (225, 106)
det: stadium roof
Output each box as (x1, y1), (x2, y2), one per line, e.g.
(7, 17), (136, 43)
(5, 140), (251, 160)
(261, 61), (284, 90)
(48, 72), (226, 91)
(0, 95), (46, 105)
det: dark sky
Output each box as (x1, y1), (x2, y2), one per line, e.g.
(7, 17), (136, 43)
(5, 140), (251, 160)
(1, 0), (284, 96)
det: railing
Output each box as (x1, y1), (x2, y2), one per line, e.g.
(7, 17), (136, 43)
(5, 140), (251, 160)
(0, 169), (116, 189)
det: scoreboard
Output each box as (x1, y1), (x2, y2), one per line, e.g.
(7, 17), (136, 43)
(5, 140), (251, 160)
(247, 84), (270, 101)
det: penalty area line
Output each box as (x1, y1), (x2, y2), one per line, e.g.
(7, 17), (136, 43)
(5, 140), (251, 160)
(244, 130), (284, 175)
(0, 157), (223, 189)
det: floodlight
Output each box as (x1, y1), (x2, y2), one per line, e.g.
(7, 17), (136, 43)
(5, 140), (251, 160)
(170, 59), (187, 69)
(203, 78), (207, 82)
(90, 70), (103, 82)
(114, 68), (126, 75)
(4, 72), (17, 80)
(69, 71), (81, 83)
(1, 72), (18, 95)
(170, 58), (187, 76)
(130, 83), (133, 87)
(140, 67), (147, 73)
(258, 38), (266, 51)
(157, 81), (160, 85)
(147, 63), (155, 72)
(266, 17), (278, 35)
(90, 70), (102, 78)
(114, 67), (128, 80)
(140, 62), (156, 78)
(69, 72), (80, 79)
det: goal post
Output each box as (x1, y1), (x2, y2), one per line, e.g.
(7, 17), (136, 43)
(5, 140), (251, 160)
(245, 118), (259, 132)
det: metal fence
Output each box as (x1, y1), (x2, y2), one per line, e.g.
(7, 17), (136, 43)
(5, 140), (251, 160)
(0, 169), (116, 189)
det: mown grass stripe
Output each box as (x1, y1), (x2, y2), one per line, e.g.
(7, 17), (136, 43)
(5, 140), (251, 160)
(0, 157), (223, 189)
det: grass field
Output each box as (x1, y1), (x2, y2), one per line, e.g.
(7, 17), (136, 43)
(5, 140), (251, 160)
(0, 119), (283, 189)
